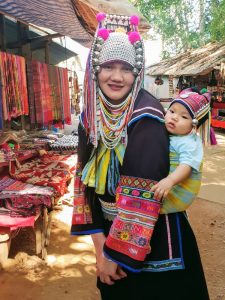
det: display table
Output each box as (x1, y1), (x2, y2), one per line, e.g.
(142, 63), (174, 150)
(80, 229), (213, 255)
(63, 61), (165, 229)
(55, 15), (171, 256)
(211, 102), (225, 129)
(0, 207), (52, 266)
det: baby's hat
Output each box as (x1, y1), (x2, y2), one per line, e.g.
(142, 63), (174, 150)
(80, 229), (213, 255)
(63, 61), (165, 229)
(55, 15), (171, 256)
(170, 88), (211, 124)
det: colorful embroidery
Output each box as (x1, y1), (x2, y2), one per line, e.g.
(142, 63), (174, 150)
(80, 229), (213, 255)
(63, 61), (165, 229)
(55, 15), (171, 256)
(72, 163), (92, 225)
(105, 175), (161, 261)
(99, 198), (117, 221)
(143, 258), (184, 272)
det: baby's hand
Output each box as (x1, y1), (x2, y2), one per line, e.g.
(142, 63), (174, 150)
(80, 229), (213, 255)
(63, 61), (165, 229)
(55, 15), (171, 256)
(150, 177), (174, 200)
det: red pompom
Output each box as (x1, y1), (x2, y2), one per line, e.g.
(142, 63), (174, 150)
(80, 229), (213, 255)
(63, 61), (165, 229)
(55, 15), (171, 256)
(130, 15), (140, 26)
(128, 31), (141, 44)
(96, 12), (106, 22)
(97, 28), (109, 41)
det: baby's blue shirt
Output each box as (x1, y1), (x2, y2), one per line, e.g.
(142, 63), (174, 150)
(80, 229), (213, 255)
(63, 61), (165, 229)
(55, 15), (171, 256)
(170, 133), (203, 172)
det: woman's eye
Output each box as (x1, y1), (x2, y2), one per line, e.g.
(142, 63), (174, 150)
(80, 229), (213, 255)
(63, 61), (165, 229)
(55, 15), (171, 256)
(124, 68), (132, 72)
(102, 65), (112, 70)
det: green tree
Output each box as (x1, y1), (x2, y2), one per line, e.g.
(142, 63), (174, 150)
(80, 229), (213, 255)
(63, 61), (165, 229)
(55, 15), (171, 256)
(209, 0), (225, 41)
(130, 0), (223, 57)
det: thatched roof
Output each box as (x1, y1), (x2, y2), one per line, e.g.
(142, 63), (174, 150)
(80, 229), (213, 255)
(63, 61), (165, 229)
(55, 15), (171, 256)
(73, 0), (150, 38)
(146, 42), (225, 77)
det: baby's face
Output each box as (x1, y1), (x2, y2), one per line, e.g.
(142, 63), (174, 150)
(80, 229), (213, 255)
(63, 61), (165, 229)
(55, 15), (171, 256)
(165, 102), (193, 135)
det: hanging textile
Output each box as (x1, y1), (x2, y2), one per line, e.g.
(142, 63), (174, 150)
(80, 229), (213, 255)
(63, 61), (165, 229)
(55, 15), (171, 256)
(58, 67), (71, 125)
(27, 61), (71, 127)
(0, 51), (29, 122)
(69, 72), (80, 115)
(0, 76), (3, 130)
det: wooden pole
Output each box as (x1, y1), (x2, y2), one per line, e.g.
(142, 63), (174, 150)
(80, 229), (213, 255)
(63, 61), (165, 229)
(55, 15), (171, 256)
(0, 14), (6, 51)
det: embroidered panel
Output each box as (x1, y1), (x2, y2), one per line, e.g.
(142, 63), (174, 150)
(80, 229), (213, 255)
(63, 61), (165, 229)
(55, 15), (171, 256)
(72, 163), (92, 225)
(105, 175), (161, 262)
(99, 198), (117, 221)
(143, 258), (184, 272)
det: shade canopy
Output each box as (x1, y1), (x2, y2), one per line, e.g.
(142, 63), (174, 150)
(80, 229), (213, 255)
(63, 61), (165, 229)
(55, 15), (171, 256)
(0, 0), (149, 47)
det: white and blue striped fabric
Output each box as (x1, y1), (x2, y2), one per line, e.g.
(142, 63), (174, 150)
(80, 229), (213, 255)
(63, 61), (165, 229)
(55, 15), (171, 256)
(0, 0), (92, 45)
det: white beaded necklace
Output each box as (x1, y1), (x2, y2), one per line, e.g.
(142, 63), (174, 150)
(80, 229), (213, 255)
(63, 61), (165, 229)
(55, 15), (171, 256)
(97, 90), (133, 149)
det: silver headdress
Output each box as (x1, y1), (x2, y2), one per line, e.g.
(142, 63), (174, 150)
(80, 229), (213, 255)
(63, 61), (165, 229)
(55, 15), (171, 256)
(90, 13), (144, 78)
(83, 12), (145, 148)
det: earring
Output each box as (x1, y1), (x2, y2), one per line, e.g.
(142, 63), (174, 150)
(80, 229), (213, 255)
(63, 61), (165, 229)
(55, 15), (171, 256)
(191, 119), (198, 135)
(192, 119), (198, 126)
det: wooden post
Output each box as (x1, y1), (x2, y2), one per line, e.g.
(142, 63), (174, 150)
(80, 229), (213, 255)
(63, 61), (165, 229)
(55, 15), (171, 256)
(45, 41), (50, 64)
(0, 233), (11, 267)
(0, 14), (6, 51)
(17, 21), (32, 59)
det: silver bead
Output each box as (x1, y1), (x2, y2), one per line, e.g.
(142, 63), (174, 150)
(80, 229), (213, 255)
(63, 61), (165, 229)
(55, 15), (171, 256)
(192, 119), (198, 126)
(135, 61), (143, 69)
(94, 66), (101, 73)
(95, 43), (102, 51)
(136, 48), (143, 55)
(132, 68), (139, 75)
(93, 51), (100, 58)
(96, 37), (104, 44)
(136, 54), (143, 61)
(92, 58), (99, 65)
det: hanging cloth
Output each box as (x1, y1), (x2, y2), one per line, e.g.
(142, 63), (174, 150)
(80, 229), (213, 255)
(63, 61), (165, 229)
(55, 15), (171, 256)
(81, 142), (125, 195)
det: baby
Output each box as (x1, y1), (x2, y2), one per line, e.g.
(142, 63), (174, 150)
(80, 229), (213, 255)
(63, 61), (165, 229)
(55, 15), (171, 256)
(151, 88), (211, 212)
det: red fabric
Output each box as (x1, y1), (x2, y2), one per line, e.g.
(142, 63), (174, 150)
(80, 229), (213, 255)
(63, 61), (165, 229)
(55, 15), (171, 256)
(0, 51), (29, 121)
(211, 119), (225, 129)
(9, 153), (76, 195)
(212, 102), (225, 109)
(0, 215), (35, 231)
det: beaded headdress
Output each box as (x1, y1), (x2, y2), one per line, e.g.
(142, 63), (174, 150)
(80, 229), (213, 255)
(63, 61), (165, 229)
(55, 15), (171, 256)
(82, 12), (145, 148)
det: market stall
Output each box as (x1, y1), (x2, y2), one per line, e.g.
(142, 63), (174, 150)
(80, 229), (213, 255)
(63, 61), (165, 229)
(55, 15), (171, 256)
(145, 42), (225, 131)
(0, 13), (80, 265)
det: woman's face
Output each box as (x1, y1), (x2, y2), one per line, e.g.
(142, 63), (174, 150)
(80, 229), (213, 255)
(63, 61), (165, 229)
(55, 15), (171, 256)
(97, 62), (135, 102)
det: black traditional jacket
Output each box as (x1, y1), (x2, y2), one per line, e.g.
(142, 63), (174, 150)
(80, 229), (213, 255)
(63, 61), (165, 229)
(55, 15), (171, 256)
(71, 89), (185, 272)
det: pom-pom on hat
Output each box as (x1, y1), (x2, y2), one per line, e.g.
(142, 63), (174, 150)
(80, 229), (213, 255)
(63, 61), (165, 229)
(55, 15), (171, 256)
(90, 13), (144, 77)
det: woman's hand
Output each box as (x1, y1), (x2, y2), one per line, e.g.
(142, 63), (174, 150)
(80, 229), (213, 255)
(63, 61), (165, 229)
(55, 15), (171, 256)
(96, 254), (127, 285)
(91, 232), (127, 285)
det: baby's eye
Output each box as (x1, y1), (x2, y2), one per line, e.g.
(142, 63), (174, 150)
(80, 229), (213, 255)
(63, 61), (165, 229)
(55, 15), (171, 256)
(182, 116), (188, 119)
(169, 109), (174, 113)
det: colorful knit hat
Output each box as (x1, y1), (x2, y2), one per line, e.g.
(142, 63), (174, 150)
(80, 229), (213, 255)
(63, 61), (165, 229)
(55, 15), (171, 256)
(82, 12), (145, 148)
(170, 88), (211, 124)
(169, 88), (211, 144)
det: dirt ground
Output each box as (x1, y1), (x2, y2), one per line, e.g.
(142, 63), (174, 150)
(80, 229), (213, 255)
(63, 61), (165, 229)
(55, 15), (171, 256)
(0, 131), (225, 300)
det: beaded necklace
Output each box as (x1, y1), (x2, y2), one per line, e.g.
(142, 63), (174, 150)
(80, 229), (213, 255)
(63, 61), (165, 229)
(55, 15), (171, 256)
(98, 90), (133, 149)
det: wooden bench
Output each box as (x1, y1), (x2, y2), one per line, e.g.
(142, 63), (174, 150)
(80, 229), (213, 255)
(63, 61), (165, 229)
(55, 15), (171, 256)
(0, 207), (53, 267)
